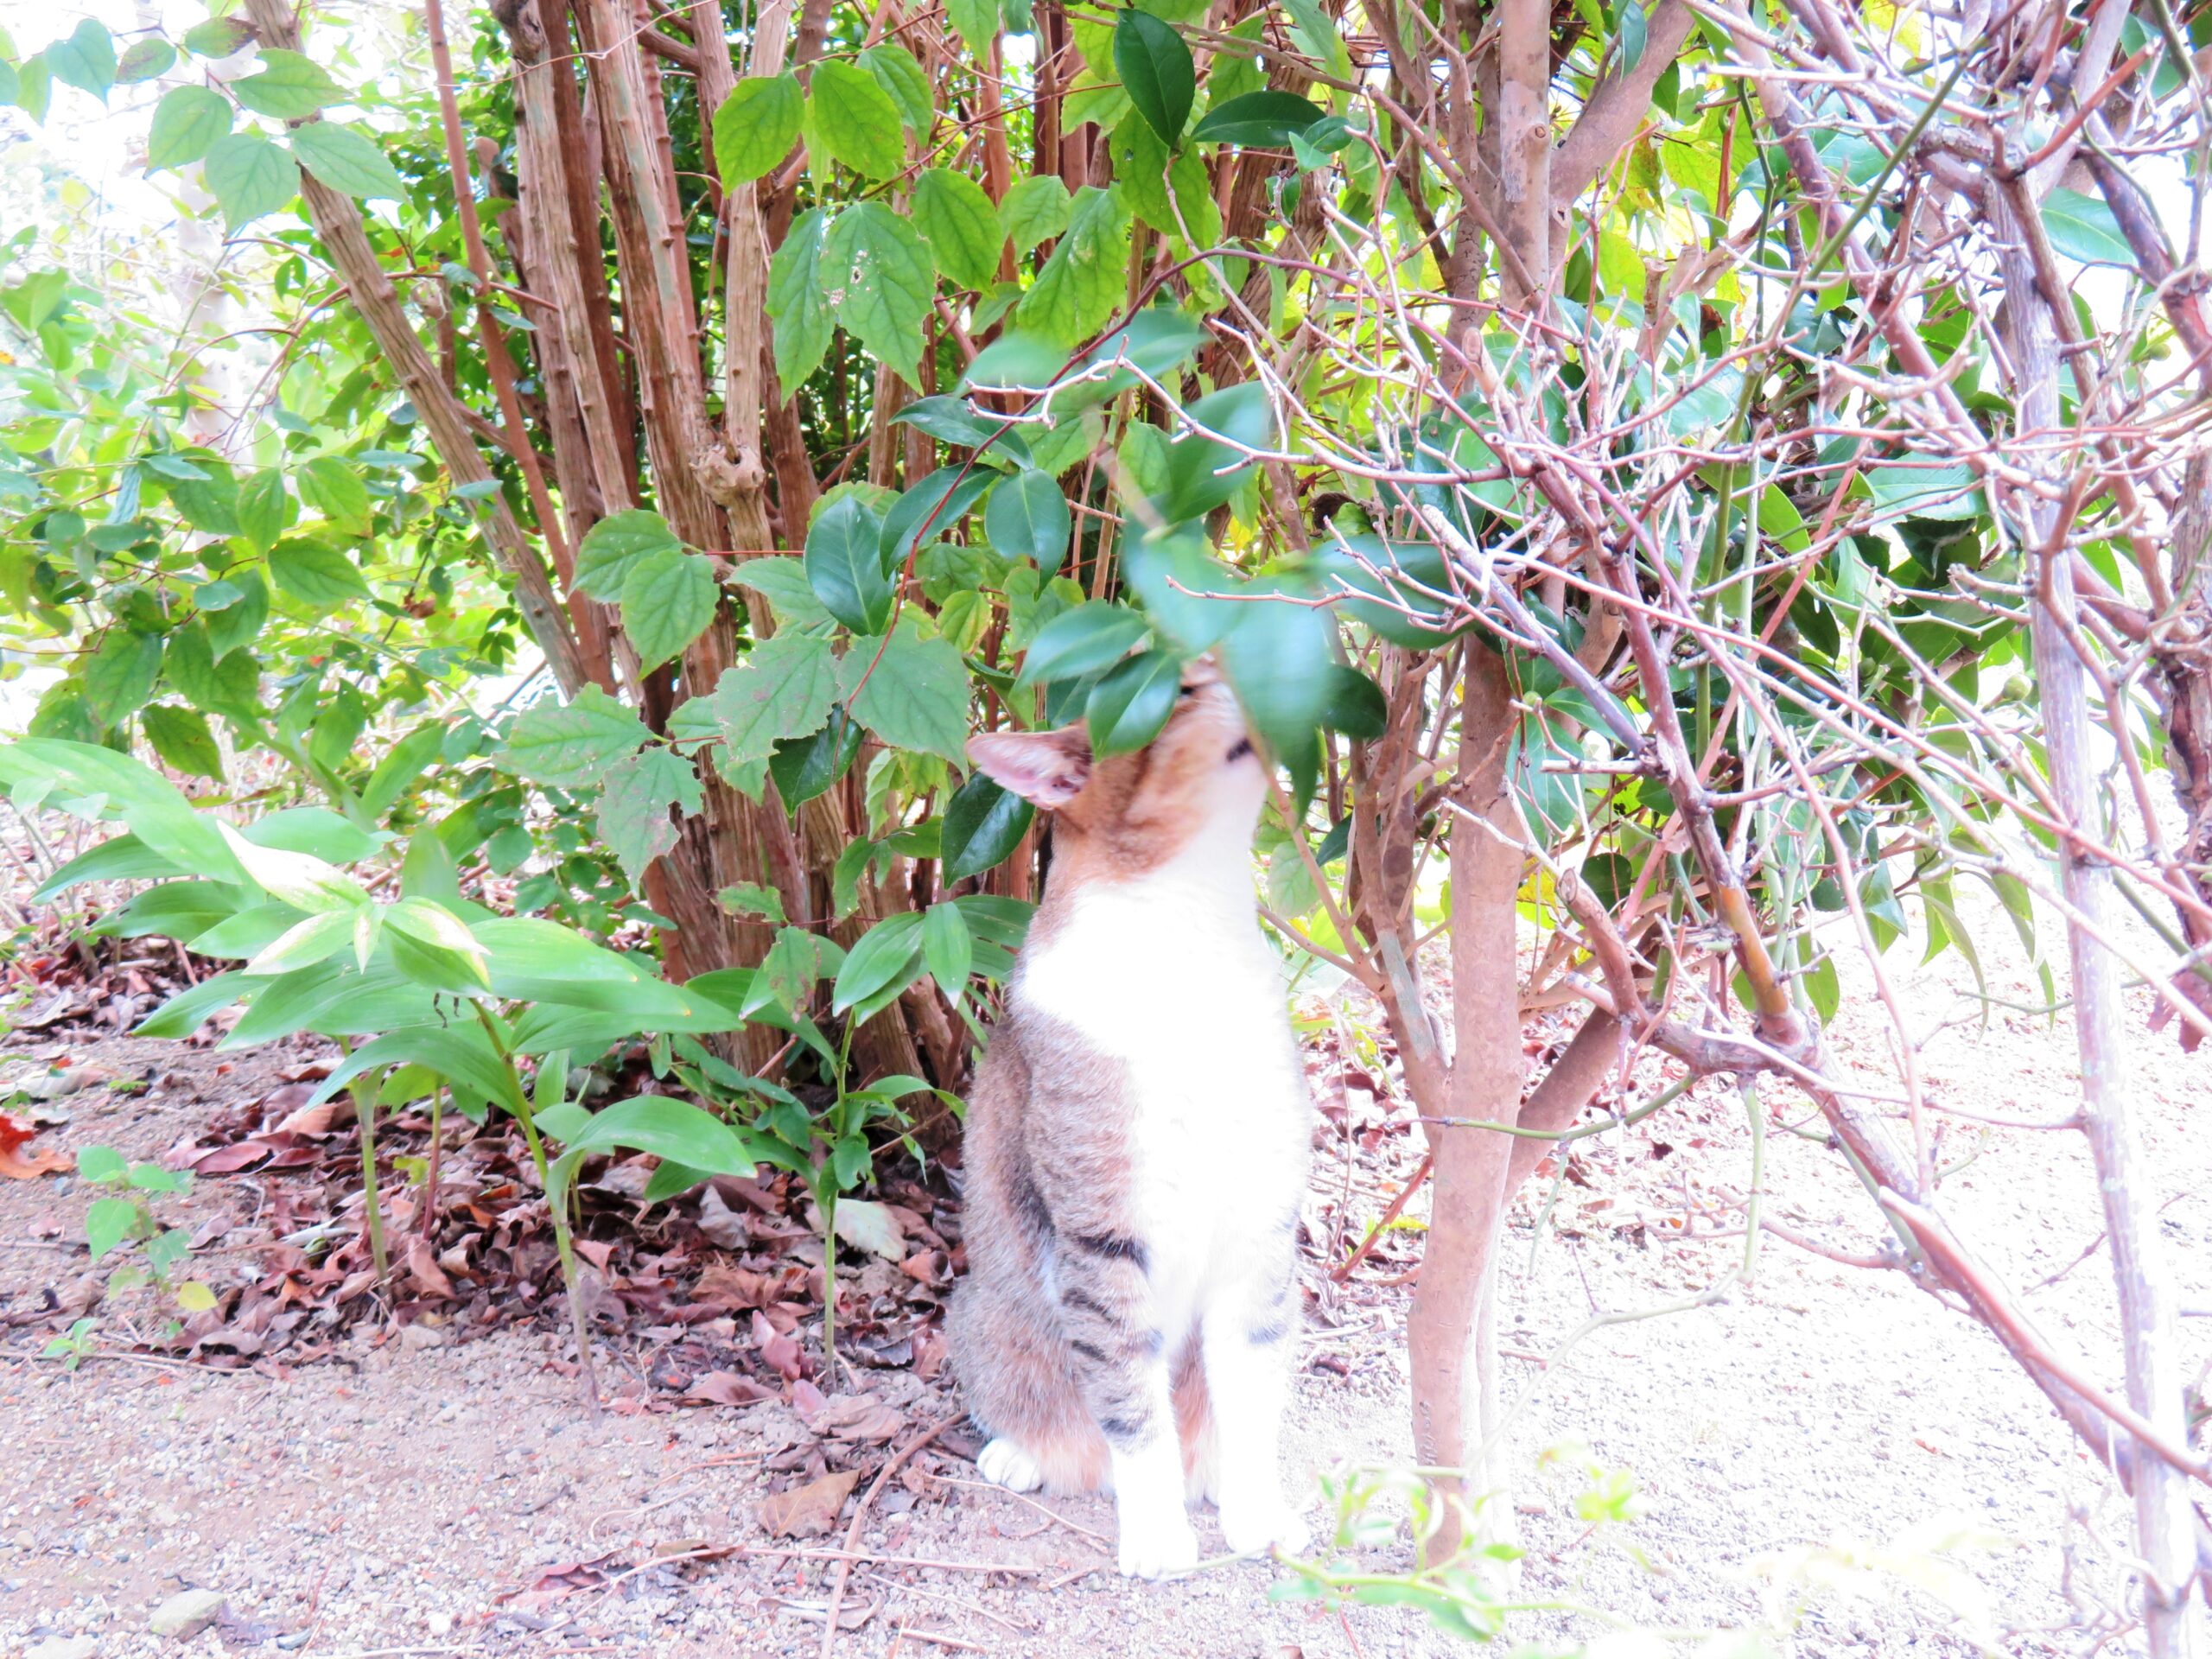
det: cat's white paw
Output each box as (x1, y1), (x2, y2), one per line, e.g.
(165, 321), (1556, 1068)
(1116, 1510), (1200, 1580)
(976, 1437), (1044, 1493)
(1219, 1493), (1312, 1557)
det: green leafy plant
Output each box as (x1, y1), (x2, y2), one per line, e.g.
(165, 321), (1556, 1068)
(73, 1144), (209, 1313)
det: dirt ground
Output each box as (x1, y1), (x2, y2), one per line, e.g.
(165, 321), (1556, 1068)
(0, 899), (2205, 1659)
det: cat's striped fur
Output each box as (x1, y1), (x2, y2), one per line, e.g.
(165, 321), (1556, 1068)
(948, 657), (1313, 1579)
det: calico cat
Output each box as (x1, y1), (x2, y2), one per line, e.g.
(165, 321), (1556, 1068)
(947, 656), (1313, 1579)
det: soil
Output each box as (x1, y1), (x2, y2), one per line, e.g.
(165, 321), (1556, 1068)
(0, 901), (2205, 1659)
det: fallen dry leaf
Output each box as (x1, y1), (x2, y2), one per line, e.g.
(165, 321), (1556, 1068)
(0, 1111), (70, 1179)
(759, 1468), (860, 1539)
(685, 1370), (776, 1407)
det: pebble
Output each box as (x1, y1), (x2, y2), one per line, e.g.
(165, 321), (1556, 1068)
(148, 1587), (226, 1639)
(25, 1638), (99, 1659)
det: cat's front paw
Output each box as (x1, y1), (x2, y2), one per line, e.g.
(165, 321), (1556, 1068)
(976, 1437), (1044, 1493)
(1219, 1493), (1312, 1558)
(1117, 1511), (1200, 1580)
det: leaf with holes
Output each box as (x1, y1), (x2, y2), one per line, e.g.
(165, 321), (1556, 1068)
(820, 202), (933, 380)
(597, 747), (704, 887)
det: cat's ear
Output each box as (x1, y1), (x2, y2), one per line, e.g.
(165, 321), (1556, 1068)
(967, 727), (1093, 808)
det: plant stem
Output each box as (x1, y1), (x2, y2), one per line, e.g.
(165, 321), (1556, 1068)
(336, 1037), (389, 1287)
(419, 1084), (444, 1240)
(820, 1188), (838, 1383)
(485, 1019), (599, 1413)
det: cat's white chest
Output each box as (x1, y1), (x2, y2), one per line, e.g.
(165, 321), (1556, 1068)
(1016, 847), (1310, 1325)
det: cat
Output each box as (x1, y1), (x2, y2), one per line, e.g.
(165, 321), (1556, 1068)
(946, 655), (1314, 1579)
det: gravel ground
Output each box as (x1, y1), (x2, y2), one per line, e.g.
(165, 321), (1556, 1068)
(0, 895), (2204, 1659)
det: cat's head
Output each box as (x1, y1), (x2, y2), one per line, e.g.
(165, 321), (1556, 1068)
(966, 655), (1265, 875)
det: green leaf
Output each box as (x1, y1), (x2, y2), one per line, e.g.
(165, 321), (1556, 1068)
(235, 467), (289, 550)
(766, 207), (835, 389)
(83, 632), (162, 726)
(96, 880), (241, 942)
(44, 20), (115, 99)
(1085, 648), (1180, 754)
(79, 1147), (128, 1185)
(504, 684), (650, 786)
(1319, 664), (1387, 739)
(946, 0), (1000, 54)
(842, 622), (970, 763)
(707, 632), (840, 764)
(711, 73), (803, 184)
(296, 454), (371, 536)
(831, 912), (926, 1013)
(229, 48), (340, 118)
(1000, 173), (1072, 256)
(620, 548), (721, 671)
(269, 537), (371, 610)
(166, 457), (240, 535)
(543, 1097), (762, 1215)
(805, 493), (893, 633)
(1, 738), (245, 882)
(860, 43), (932, 135)
(146, 84), (231, 172)
(204, 570), (269, 658)
(597, 747), (703, 887)
(985, 468), (1071, 572)
(1113, 10), (1193, 147)
(810, 60), (905, 179)
(359, 723), (445, 821)
(942, 772), (1033, 879)
(135, 972), (247, 1039)
(308, 1024), (525, 1120)
(217, 820), (367, 913)
(1192, 90), (1326, 147)
(2041, 188), (2136, 265)
(12, 54), (50, 124)
(575, 508), (682, 599)
(1617, 0), (1648, 71)
(86, 1197), (138, 1260)
(1016, 184), (1130, 346)
(116, 37), (176, 83)
(1155, 381), (1270, 522)
(924, 901), (973, 994)
(142, 706), (224, 780)
(769, 707), (862, 808)
(244, 908), (357, 976)
(202, 131), (301, 230)
(1220, 582), (1333, 769)
(820, 201), (934, 380)
(912, 168), (1003, 291)
(730, 555), (833, 626)
(881, 466), (994, 570)
(1111, 111), (1220, 245)
(1017, 600), (1147, 685)
(181, 17), (255, 57)
(35, 831), (186, 901)
(288, 121), (407, 199)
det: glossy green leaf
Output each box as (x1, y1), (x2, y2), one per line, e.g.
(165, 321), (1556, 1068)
(769, 706), (863, 808)
(2041, 188), (2136, 266)
(1319, 664), (1388, 739)
(1016, 600), (1147, 686)
(1085, 647), (1181, 754)
(923, 901), (973, 994)
(942, 772), (1033, 879)
(985, 468), (1071, 572)
(1113, 9), (1193, 147)
(881, 466), (994, 570)
(1192, 90), (1326, 147)
(805, 493), (893, 633)
(831, 911), (926, 1013)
